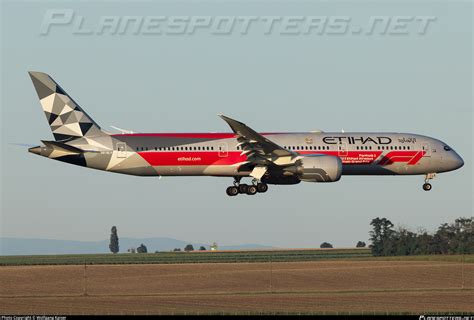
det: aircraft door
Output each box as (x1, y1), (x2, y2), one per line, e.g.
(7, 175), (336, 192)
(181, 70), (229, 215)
(218, 142), (228, 157)
(422, 144), (431, 157)
(338, 143), (348, 157)
(117, 143), (127, 158)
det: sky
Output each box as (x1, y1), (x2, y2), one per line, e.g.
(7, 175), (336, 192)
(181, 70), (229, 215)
(1, 0), (472, 249)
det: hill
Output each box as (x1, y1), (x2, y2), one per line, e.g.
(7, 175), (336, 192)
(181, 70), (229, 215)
(0, 237), (272, 255)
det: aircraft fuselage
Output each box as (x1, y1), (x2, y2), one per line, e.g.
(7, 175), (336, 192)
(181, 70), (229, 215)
(27, 71), (464, 194)
(31, 131), (463, 178)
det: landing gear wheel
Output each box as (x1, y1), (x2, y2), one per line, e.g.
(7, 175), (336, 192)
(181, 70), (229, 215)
(422, 173), (436, 191)
(256, 183), (268, 193)
(238, 184), (249, 194)
(226, 186), (239, 196)
(246, 185), (258, 195)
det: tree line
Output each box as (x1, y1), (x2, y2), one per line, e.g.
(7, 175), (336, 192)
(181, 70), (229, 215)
(108, 216), (473, 256)
(369, 217), (473, 256)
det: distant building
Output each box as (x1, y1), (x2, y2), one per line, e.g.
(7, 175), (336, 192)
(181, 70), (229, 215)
(210, 242), (218, 251)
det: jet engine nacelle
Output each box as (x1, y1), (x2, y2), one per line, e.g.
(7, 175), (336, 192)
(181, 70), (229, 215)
(289, 155), (342, 182)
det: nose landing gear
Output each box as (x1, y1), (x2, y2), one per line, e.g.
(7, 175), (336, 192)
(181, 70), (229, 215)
(422, 173), (436, 191)
(226, 177), (268, 196)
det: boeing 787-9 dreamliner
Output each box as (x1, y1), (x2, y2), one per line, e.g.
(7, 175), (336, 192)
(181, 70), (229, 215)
(27, 72), (464, 196)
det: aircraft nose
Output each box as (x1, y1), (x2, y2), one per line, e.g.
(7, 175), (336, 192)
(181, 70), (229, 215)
(28, 146), (41, 155)
(452, 152), (464, 170)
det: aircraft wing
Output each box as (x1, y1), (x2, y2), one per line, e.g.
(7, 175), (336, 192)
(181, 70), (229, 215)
(219, 115), (296, 178)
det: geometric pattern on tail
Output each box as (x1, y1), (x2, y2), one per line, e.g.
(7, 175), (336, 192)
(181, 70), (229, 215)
(29, 71), (103, 141)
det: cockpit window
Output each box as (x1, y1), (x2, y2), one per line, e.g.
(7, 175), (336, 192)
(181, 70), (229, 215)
(444, 146), (452, 151)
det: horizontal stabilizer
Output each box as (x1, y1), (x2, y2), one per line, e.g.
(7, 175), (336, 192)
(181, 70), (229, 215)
(41, 140), (98, 154)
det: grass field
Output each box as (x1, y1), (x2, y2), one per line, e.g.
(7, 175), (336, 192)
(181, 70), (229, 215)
(1, 251), (473, 315)
(0, 248), (373, 266)
(1, 248), (472, 266)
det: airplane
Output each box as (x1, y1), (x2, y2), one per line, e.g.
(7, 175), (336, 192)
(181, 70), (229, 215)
(27, 71), (464, 196)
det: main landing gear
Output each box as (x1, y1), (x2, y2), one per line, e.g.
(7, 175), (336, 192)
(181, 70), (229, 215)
(423, 173), (436, 191)
(226, 178), (268, 196)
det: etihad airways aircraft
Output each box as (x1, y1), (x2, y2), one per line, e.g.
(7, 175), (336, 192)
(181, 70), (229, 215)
(27, 72), (464, 196)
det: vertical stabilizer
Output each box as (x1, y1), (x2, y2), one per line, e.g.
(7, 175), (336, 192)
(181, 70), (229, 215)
(29, 71), (105, 141)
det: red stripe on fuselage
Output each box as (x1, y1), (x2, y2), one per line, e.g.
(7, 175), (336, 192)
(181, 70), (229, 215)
(137, 151), (388, 166)
(408, 151), (425, 165)
(378, 151), (425, 165)
(138, 151), (248, 166)
(138, 149), (426, 167)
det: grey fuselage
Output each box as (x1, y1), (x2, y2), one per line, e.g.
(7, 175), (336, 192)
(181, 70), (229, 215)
(27, 71), (465, 189)
(32, 131), (463, 179)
